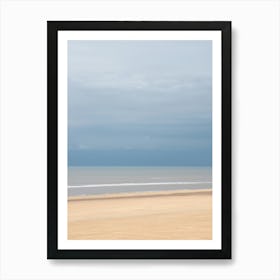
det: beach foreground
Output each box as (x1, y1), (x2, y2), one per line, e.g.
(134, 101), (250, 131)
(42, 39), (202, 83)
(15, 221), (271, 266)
(68, 189), (212, 240)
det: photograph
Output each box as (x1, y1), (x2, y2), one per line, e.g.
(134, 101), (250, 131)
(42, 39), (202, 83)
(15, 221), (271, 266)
(47, 21), (231, 259)
(67, 40), (213, 240)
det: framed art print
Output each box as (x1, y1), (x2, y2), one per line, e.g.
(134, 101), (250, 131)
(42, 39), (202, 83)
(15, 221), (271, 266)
(47, 21), (231, 259)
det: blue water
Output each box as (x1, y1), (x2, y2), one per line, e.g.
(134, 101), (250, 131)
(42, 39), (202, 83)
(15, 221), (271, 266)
(68, 166), (212, 196)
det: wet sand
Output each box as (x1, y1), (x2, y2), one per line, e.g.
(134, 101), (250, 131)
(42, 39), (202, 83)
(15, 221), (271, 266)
(68, 189), (212, 240)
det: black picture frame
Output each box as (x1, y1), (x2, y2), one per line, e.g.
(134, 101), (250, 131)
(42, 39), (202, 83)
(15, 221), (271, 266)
(47, 21), (231, 259)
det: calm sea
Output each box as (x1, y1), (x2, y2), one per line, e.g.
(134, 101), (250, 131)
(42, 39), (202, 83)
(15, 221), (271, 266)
(68, 166), (212, 197)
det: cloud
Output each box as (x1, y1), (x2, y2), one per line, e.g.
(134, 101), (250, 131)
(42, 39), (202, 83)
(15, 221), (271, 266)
(68, 40), (212, 165)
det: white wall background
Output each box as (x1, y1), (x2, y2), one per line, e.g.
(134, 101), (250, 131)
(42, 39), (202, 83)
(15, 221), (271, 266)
(0, 0), (279, 279)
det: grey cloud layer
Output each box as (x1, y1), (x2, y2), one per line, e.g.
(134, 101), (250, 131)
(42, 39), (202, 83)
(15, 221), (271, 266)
(68, 40), (212, 165)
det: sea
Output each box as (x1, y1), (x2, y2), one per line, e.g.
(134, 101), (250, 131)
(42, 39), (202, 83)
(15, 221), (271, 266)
(68, 166), (212, 197)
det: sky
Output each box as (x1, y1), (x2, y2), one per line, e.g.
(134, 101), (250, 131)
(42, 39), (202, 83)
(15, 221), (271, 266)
(68, 40), (212, 166)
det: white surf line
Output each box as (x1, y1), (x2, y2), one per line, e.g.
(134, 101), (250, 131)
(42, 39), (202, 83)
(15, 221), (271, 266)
(68, 182), (212, 189)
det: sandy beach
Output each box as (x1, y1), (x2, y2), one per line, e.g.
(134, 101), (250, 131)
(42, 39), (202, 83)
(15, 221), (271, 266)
(68, 189), (212, 240)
